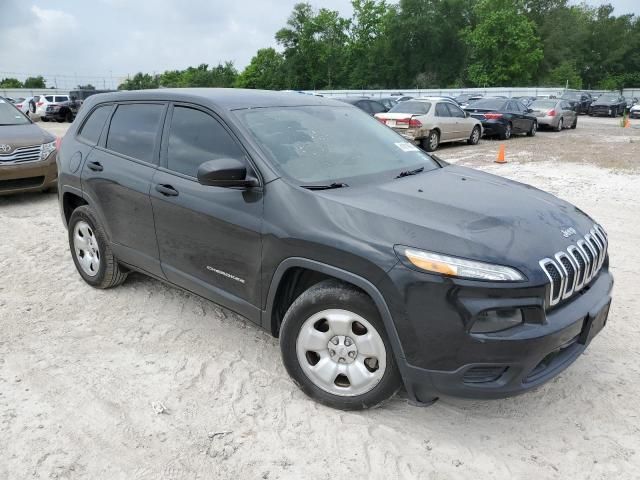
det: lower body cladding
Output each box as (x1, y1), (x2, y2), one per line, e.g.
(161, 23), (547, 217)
(0, 153), (58, 195)
(382, 264), (613, 403)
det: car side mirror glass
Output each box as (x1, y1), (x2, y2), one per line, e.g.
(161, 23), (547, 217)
(197, 158), (259, 188)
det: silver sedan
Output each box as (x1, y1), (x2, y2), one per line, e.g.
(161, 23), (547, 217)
(528, 99), (577, 131)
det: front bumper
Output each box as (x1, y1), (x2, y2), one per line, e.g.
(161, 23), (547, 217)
(0, 152), (58, 195)
(383, 264), (613, 403)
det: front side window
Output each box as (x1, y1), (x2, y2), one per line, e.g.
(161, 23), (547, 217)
(235, 105), (439, 185)
(106, 103), (164, 163)
(78, 105), (112, 145)
(44, 96), (53, 102)
(167, 106), (245, 178)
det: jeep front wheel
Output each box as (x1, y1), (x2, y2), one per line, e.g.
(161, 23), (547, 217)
(279, 280), (401, 410)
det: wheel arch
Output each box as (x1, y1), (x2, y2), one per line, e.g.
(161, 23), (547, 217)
(62, 190), (88, 227)
(263, 257), (409, 377)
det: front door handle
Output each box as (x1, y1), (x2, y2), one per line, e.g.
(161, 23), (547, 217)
(87, 161), (103, 172)
(155, 184), (179, 197)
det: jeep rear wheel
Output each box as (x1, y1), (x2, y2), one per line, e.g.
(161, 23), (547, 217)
(279, 280), (401, 410)
(68, 206), (128, 289)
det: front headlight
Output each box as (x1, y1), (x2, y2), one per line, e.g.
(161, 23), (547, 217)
(41, 141), (56, 160)
(395, 246), (526, 281)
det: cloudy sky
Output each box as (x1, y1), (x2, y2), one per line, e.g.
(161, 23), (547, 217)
(1, 0), (638, 89)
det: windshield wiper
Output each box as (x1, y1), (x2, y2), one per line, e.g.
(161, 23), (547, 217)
(301, 182), (349, 191)
(395, 167), (424, 179)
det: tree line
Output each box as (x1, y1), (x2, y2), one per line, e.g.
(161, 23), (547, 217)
(4, 0), (639, 93)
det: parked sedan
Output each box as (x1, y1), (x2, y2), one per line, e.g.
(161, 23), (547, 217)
(589, 93), (626, 117)
(560, 92), (592, 114)
(455, 94), (483, 108)
(528, 99), (577, 131)
(378, 97), (399, 110)
(375, 99), (482, 152)
(337, 97), (388, 116)
(464, 97), (537, 139)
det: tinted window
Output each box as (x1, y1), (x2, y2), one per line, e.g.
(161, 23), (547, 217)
(355, 101), (372, 114)
(44, 96), (53, 102)
(446, 103), (465, 118)
(388, 101), (430, 114)
(435, 103), (450, 117)
(106, 104), (163, 163)
(530, 100), (557, 109)
(369, 101), (386, 114)
(167, 106), (245, 178)
(54, 96), (68, 103)
(79, 105), (112, 145)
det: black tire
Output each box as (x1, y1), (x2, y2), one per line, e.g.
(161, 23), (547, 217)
(65, 111), (74, 123)
(421, 130), (439, 152)
(279, 279), (402, 410)
(611, 108), (617, 118)
(499, 122), (512, 140)
(41, 117), (49, 122)
(56, 117), (65, 123)
(467, 125), (481, 145)
(527, 120), (537, 137)
(555, 117), (563, 132)
(571, 117), (577, 129)
(68, 206), (128, 289)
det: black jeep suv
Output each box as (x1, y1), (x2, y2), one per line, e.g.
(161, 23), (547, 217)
(57, 89), (613, 410)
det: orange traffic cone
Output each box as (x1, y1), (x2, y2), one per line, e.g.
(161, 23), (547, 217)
(624, 117), (631, 128)
(495, 144), (506, 164)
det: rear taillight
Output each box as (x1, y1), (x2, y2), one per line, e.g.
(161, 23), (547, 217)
(396, 117), (422, 128)
(376, 117), (387, 124)
(55, 137), (62, 150)
(15, 104), (22, 108)
(547, 109), (556, 116)
(36, 102), (44, 106)
(483, 113), (503, 120)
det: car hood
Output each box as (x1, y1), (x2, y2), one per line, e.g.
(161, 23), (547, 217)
(319, 165), (597, 279)
(0, 123), (55, 148)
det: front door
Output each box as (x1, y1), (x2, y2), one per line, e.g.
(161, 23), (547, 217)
(150, 104), (263, 323)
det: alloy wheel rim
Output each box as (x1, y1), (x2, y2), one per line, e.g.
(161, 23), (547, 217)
(472, 127), (480, 143)
(296, 309), (387, 397)
(73, 220), (100, 277)
(505, 125), (511, 138)
(430, 132), (438, 149)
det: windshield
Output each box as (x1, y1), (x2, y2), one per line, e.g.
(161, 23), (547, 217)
(530, 100), (557, 109)
(562, 93), (579, 100)
(598, 94), (618, 102)
(388, 101), (431, 114)
(235, 105), (439, 185)
(0, 99), (30, 125)
(467, 98), (506, 110)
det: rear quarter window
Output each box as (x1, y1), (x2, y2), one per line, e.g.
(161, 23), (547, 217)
(78, 105), (113, 145)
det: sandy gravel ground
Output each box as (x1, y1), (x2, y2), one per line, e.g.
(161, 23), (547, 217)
(1, 116), (639, 479)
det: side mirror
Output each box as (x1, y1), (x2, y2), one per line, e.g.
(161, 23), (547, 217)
(197, 158), (259, 188)
(526, 108), (533, 113)
(464, 111), (470, 118)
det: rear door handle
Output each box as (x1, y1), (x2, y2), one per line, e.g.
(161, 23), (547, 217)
(155, 184), (179, 197)
(87, 161), (103, 172)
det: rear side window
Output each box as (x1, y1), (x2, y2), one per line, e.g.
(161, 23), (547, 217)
(54, 96), (68, 102)
(78, 105), (112, 145)
(446, 103), (465, 118)
(369, 101), (386, 114)
(435, 103), (450, 117)
(167, 106), (244, 178)
(106, 103), (164, 163)
(44, 96), (53, 102)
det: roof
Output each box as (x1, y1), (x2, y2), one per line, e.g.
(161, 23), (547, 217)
(82, 88), (346, 111)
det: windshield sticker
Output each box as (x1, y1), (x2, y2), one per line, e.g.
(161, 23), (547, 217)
(395, 142), (420, 152)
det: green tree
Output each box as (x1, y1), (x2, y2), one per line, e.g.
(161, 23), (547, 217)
(546, 61), (583, 88)
(464, 0), (543, 86)
(0, 78), (23, 88)
(236, 48), (286, 90)
(23, 76), (46, 88)
(118, 73), (159, 90)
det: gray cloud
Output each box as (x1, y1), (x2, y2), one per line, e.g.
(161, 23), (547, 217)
(0, 0), (636, 89)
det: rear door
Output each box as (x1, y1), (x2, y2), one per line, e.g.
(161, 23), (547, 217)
(434, 102), (454, 140)
(150, 104), (264, 322)
(81, 102), (166, 277)
(445, 103), (468, 139)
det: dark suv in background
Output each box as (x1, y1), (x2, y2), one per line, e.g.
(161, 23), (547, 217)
(57, 89), (613, 410)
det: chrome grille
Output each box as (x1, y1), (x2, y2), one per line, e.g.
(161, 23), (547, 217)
(539, 224), (608, 308)
(0, 145), (43, 165)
